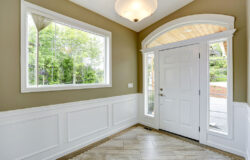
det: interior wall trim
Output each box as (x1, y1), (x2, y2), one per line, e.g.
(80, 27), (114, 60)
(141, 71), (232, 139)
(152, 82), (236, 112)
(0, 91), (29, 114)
(138, 92), (248, 158)
(247, 105), (250, 160)
(0, 94), (139, 160)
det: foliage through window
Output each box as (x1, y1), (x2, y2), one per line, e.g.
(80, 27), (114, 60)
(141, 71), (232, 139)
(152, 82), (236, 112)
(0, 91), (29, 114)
(209, 40), (228, 134)
(22, 3), (111, 92)
(145, 54), (155, 116)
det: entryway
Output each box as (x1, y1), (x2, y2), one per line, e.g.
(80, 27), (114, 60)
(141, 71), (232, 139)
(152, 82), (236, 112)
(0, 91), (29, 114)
(141, 14), (236, 154)
(159, 44), (200, 140)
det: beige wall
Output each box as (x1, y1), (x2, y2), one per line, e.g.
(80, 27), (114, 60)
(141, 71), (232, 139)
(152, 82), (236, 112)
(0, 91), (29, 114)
(0, 0), (248, 111)
(0, 0), (138, 111)
(138, 0), (247, 102)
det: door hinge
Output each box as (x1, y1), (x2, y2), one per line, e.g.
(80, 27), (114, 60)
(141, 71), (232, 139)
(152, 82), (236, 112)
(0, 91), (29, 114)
(199, 90), (201, 96)
(199, 53), (200, 59)
(199, 127), (200, 132)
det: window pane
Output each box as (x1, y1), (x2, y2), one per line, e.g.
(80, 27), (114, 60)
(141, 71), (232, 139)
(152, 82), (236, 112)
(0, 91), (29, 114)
(147, 24), (227, 48)
(27, 14), (37, 86)
(27, 13), (106, 87)
(145, 54), (155, 116)
(209, 40), (228, 133)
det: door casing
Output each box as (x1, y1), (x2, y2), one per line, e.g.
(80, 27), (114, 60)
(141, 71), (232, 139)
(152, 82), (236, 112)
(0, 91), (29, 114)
(142, 29), (235, 144)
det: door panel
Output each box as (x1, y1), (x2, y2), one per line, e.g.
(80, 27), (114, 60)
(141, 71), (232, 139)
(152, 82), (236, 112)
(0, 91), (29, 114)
(159, 44), (200, 140)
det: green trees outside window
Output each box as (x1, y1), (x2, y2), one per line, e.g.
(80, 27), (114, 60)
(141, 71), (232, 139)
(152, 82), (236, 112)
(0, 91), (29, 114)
(27, 14), (105, 87)
(209, 42), (228, 82)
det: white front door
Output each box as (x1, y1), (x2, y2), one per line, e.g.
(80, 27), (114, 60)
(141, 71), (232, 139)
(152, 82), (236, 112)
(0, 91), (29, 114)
(159, 44), (200, 140)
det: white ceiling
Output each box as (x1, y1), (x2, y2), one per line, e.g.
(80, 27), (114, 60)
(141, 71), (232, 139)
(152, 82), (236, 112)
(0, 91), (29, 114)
(70, 0), (194, 32)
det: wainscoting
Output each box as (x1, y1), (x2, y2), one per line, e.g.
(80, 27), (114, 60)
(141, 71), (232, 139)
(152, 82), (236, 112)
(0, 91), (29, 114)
(0, 93), (249, 160)
(247, 106), (250, 160)
(206, 102), (248, 158)
(137, 93), (249, 158)
(0, 94), (139, 160)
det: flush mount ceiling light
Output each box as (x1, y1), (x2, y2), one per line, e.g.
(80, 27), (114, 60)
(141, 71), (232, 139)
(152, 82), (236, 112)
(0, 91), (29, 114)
(115, 0), (158, 22)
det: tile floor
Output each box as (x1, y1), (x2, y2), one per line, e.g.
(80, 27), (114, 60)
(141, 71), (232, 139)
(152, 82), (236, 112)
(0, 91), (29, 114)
(69, 126), (242, 160)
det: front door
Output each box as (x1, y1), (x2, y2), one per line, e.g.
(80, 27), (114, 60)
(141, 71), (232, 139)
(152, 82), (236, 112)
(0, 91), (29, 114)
(159, 44), (200, 140)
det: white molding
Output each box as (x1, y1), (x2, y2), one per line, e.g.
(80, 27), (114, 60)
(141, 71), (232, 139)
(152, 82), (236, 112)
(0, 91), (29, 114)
(142, 14), (235, 49)
(206, 140), (246, 158)
(0, 114), (60, 160)
(0, 94), (139, 160)
(142, 30), (235, 138)
(139, 15), (248, 156)
(0, 94), (137, 118)
(141, 29), (236, 53)
(206, 102), (248, 157)
(67, 105), (109, 142)
(21, 0), (112, 93)
(46, 120), (136, 160)
(112, 98), (137, 126)
(247, 105), (250, 160)
(206, 36), (234, 140)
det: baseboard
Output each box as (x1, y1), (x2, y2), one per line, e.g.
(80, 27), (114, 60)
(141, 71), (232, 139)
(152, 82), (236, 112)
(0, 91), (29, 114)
(57, 123), (139, 160)
(137, 94), (249, 158)
(206, 141), (246, 158)
(51, 121), (137, 160)
(0, 94), (139, 160)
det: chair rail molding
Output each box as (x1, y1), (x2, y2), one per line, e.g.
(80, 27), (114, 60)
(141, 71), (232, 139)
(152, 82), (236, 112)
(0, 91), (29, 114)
(0, 94), (139, 160)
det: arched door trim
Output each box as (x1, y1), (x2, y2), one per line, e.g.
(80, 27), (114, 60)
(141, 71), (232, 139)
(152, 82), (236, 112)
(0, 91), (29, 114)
(141, 14), (235, 49)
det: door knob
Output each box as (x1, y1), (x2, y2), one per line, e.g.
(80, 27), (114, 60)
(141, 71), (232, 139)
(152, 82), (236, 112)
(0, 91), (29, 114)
(160, 88), (163, 91)
(159, 94), (164, 96)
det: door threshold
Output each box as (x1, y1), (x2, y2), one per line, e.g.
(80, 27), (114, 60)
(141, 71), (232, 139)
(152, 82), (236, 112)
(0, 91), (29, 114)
(159, 129), (199, 142)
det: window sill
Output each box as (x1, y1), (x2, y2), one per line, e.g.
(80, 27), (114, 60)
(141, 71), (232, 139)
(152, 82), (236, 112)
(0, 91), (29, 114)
(207, 129), (232, 140)
(21, 83), (112, 93)
(144, 114), (155, 118)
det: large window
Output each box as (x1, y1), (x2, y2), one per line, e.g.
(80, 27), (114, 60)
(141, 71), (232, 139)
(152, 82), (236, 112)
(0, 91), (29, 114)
(208, 39), (229, 134)
(144, 53), (155, 117)
(21, 2), (111, 92)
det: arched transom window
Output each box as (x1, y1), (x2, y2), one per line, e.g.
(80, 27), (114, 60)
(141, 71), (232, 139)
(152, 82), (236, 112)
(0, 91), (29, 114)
(142, 14), (235, 49)
(147, 24), (227, 48)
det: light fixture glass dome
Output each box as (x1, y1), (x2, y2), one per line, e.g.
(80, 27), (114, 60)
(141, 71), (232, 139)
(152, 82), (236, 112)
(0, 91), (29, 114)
(115, 0), (158, 22)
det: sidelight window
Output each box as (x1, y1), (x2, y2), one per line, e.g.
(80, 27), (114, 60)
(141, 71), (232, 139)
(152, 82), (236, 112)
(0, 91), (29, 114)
(208, 39), (230, 134)
(144, 53), (155, 117)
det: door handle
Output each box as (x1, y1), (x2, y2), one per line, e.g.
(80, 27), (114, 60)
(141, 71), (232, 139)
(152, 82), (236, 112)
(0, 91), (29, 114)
(159, 94), (165, 97)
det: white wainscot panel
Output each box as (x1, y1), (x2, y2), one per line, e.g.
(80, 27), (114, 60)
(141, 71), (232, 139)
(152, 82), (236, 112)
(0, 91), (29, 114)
(112, 99), (137, 126)
(0, 94), (139, 160)
(67, 105), (109, 142)
(206, 102), (248, 157)
(248, 106), (250, 160)
(0, 114), (59, 160)
(137, 94), (158, 129)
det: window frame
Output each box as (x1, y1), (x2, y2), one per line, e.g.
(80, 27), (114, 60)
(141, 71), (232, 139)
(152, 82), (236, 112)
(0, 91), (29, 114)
(206, 37), (234, 139)
(21, 0), (112, 93)
(143, 52), (156, 117)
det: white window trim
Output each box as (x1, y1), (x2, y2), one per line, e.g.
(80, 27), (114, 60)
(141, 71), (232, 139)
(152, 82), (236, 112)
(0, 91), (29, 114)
(141, 14), (235, 49)
(143, 53), (156, 117)
(141, 14), (235, 142)
(141, 30), (235, 141)
(206, 36), (234, 139)
(21, 0), (112, 93)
